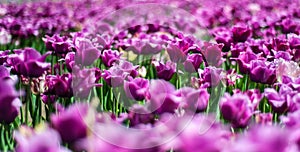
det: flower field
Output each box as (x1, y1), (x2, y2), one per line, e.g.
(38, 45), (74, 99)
(0, 0), (300, 151)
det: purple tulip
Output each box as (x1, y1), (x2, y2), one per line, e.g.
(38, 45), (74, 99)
(264, 86), (294, 113)
(147, 79), (180, 114)
(0, 65), (10, 79)
(100, 49), (121, 67)
(166, 43), (187, 63)
(74, 39), (101, 66)
(183, 53), (203, 73)
(153, 61), (176, 81)
(14, 126), (69, 152)
(220, 93), (255, 128)
(249, 60), (276, 84)
(102, 60), (138, 87)
(127, 104), (155, 127)
(0, 50), (9, 65)
(8, 48), (51, 77)
(0, 78), (21, 124)
(232, 24), (252, 42)
(44, 74), (73, 98)
(236, 51), (258, 74)
(51, 103), (92, 143)
(72, 66), (102, 98)
(200, 67), (224, 87)
(124, 78), (149, 101)
(201, 43), (224, 67)
(281, 18), (298, 34)
(65, 52), (75, 72)
(126, 39), (162, 55)
(176, 87), (210, 113)
(288, 33), (300, 50)
(212, 27), (233, 51)
(43, 34), (73, 54)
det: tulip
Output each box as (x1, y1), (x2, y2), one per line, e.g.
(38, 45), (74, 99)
(220, 93), (254, 128)
(65, 52), (75, 72)
(43, 34), (73, 54)
(232, 24), (252, 42)
(153, 61), (176, 81)
(51, 103), (93, 143)
(249, 60), (276, 84)
(166, 44), (187, 63)
(124, 78), (149, 101)
(0, 78), (22, 124)
(100, 49), (121, 67)
(8, 48), (51, 78)
(183, 53), (203, 73)
(44, 74), (73, 98)
(74, 39), (101, 66)
(201, 43), (224, 67)
(147, 79), (180, 114)
(72, 66), (102, 98)
(176, 87), (210, 112)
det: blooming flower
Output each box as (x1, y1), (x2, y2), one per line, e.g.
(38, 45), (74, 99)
(153, 61), (176, 81)
(43, 34), (73, 55)
(100, 49), (121, 67)
(51, 103), (94, 144)
(8, 48), (51, 77)
(0, 78), (21, 124)
(220, 93), (255, 128)
(124, 77), (149, 101)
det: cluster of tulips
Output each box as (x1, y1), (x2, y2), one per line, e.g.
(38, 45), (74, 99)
(0, 0), (300, 151)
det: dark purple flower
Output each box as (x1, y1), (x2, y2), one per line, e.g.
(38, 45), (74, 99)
(44, 74), (73, 98)
(0, 78), (21, 124)
(212, 27), (233, 51)
(74, 39), (101, 66)
(8, 48), (51, 77)
(0, 50), (9, 65)
(41, 95), (56, 104)
(100, 49), (121, 67)
(124, 78), (149, 101)
(43, 34), (73, 54)
(51, 103), (92, 144)
(183, 53), (203, 73)
(153, 61), (176, 81)
(281, 18), (298, 34)
(220, 93), (254, 128)
(232, 24), (252, 42)
(249, 60), (276, 84)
